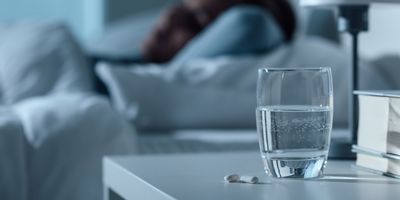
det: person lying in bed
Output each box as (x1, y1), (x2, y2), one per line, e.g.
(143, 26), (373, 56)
(140, 0), (296, 65)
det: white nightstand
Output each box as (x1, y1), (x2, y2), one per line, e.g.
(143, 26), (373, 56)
(103, 152), (400, 200)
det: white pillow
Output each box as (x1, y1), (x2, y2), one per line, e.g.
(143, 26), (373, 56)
(96, 63), (256, 130)
(97, 37), (394, 130)
(0, 21), (94, 104)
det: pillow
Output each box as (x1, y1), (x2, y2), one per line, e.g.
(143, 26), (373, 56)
(0, 21), (94, 104)
(96, 63), (256, 131)
(97, 37), (394, 131)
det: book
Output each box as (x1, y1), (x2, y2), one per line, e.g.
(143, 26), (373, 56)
(354, 91), (400, 177)
(355, 91), (400, 155)
(352, 145), (400, 177)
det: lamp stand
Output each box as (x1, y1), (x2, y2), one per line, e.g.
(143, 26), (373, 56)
(338, 5), (369, 144)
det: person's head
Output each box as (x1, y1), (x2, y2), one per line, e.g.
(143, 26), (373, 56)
(141, 4), (202, 63)
(184, 0), (296, 41)
(141, 0), (296, 63)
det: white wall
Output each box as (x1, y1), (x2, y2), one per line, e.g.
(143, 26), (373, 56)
(342, 4), (400, 59)
(0, 0), (177, 45)
(0, 0), (83, 36)
(106, 0), (178, 21)
(3, 0), (397, 59)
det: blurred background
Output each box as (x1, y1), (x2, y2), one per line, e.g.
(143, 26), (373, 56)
(0, 0), (399, 59)
(0, 0), (175, 42)
(1, 1), (400, 200)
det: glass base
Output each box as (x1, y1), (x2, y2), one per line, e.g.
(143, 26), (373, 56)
(263, 156), (327, 179)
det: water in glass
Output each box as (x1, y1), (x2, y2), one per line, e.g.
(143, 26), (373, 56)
(256, 105), (332, 178)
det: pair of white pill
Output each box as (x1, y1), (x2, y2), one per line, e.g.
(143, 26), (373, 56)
(224, 174), (259, 184)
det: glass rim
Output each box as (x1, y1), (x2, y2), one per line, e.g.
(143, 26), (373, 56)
(258, 67), (331, 73)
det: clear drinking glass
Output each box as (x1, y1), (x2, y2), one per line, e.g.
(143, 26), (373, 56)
(256, 68), (333, 179)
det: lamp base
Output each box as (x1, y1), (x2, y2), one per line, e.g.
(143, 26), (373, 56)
(338, 5), (369, 144)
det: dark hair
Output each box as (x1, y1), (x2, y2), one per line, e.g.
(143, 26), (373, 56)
(189, 0), (297, 41)
(141, 0), (297, 63)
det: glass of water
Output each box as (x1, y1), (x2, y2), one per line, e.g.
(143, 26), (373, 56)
(256, 68), (333, 179)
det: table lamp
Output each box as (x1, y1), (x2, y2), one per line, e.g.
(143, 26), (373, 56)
(301, 0), (400, 157)
(300, 0), (400, 157)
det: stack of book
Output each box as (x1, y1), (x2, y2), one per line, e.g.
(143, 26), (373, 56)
(353, 91), (400, 178)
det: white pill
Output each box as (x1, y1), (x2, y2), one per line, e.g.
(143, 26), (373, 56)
(224, 174), (240, 182)
(239, 176), (259, 184)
